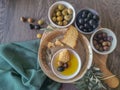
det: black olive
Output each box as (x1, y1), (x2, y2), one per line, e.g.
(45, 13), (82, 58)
(84, 23), (87, 28)
(89, 20), (96, 26)
(77, 11), (83, 18)
(92, 25), (96, 29)
(93, 15), (99, 21)
(94, 23), (99, 28)
(107, 36), (113, 41)
(79, 25), (84, 30)
(102, 32), (107, 38)
(76, 19), (79, 24)
(103, 37), (107, 41)
(76, 20), (81, 26)
(93, 36), (98, 40)
(84, 18), (89, 22)
(87, 13), (93, 18)
(81, 11), (86, 18)
(88, 28), (93, 32)
(79, 19), (84, 24)
(81, 11), (88, 18)
(98, 33), (102, 39)
(29, 24), (35, 29)
(84, 10), (89, 14)
(83, 29), (87, 32)
(93, 15), (98, 20)
(57, 66), (65, 72)
(99, 39), (104, 43)
(34, 25), (41, 30)
(63, 63), (68, 68)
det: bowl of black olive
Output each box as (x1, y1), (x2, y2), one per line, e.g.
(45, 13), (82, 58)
(75, 8), (100, 34)
(90, 28), (117, 54)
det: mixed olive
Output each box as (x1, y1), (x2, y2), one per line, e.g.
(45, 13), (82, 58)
(51, 4), (73, 26)
(38, 20), (44, 25)
(93, 31), (113, 52)
(37, 33), (42, 38)
(20, 17), (44, 30)
(57, 61), (69, 72)
(76, 9), (99, 33)
(27, 18), (35, 23)
(20, 17), (27, 22)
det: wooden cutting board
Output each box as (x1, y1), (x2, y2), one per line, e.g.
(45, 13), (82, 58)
(93, 52), (119, 88)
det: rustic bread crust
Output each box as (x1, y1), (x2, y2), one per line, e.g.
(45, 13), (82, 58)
(61, 25), (78, 48)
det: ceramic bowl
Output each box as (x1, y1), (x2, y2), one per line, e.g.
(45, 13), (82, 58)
(51, 48), (81, 79)
(48, 1), (75, 28)
(75, 8), (100, 34)
(90, 28), (117, 54)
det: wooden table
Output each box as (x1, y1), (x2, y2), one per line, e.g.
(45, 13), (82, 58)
(0, 0), (120, 90)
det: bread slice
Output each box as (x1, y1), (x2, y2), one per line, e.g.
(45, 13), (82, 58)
(61, 25), (78, 48)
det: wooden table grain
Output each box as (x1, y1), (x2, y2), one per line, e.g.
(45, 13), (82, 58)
(0, 0), (120, 90)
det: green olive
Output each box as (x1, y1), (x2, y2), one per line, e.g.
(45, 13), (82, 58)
(58, 4), (65, 10)
(63, 20), (68, 26)
(62, 9), (68, 15)
(38, 20), (44, 25)
(57, 21), (63, 26)
(56, 11), (61, 16)
(57, 16), (63, 21)
(52, 17), (57, 22)
(67, 8), (73, 15)
(64, 15), (72, 21)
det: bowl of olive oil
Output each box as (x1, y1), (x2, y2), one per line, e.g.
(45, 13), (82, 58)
(51, 48), (81, 79)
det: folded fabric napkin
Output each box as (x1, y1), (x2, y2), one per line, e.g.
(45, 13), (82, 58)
(1, 39), (119, 90)
(0, 39), (60, 90)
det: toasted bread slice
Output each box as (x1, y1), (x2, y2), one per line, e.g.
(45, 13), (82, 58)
(61, 25), (78, 48)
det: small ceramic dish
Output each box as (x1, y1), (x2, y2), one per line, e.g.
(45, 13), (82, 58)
(51, 48), (81, 79)
(90, 28), (117, 54)
(75, 8), (100, 34)
(48, 1), (75, 28)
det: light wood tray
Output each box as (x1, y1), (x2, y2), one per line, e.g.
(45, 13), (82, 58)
(38, 29), (93, 83)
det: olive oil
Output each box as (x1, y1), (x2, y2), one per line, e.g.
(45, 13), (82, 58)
(54, 53), (79, 76)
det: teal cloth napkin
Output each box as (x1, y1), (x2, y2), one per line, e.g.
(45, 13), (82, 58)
(0, 39), (61, 90)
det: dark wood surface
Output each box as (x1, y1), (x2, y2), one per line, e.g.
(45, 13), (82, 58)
(0, 0), (120, 90)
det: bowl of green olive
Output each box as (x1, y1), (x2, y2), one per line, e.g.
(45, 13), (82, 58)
(48, 1), (75, 28)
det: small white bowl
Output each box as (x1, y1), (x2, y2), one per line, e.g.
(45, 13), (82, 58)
(90, 28), (117, 54)
(75, 8), (100, 34)
(51, 48), (81, 79)
(48, 1), (75, 28)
